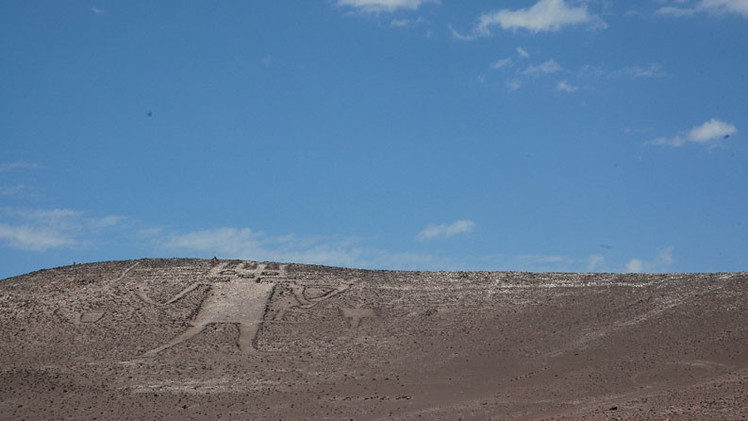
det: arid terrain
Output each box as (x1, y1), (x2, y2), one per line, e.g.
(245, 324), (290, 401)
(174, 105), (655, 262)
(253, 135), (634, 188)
(1, 259), (746, 420)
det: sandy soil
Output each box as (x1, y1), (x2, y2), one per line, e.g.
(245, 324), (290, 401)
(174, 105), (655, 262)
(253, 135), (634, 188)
(1, 258), (746, 420)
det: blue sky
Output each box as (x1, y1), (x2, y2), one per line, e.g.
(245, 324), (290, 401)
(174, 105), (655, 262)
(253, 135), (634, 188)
(1, 0), (747, 278)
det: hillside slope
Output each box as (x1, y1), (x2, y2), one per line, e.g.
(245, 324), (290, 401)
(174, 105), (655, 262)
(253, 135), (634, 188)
(1, 259), (746, 420)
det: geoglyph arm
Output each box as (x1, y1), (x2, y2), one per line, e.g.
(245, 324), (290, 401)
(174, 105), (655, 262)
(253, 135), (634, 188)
(136, 281), (204, 306)
(293, 282), (352, 309)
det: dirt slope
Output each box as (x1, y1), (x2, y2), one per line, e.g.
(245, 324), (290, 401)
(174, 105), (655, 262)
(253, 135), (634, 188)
(1, 259), (746, 420)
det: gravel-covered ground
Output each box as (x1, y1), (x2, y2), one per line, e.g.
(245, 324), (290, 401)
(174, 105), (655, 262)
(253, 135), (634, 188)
(1, 259), (746, 420)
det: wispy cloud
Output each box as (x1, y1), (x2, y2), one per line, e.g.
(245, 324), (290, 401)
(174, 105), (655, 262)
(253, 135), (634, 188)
(522, 59), (563, 75)
(473, 0), (605, 36)
(0, 207), (123, 251)
(90, 6), (104, 15)
(0, 162), (40, 173)
(614, 64), (667, 79)
(625, 247), (675, 273)
(516, 254), (566, 264)
(494, 59), (666, 94)
(556, 80), (579, 92)
(492, 57), (513, 69)
(390, 16), (426, 26)
(481, 252), (619, 273)
(448, 24), (476, 41)
(336, 0), (438, 13)
(484, 253), (578, 272)
(656, 6), (697, 16)
(166, 227), (265, 258)
(699, 0), (748, 17)
(492, 48), (531, 69)
(163, 226), (443, 270)
(0, 185), (28, 196)
(656, 0), (748, 18)
(0, 224), (76, 251)
(625, 258), (645, 273)
(574, 63), (666, 81)
(650, 118), (738, 147)
(507, 79), (522, 91)
(91, 215), (123, 228)
(586, 254), (606, 272)
(416, 220), (475, 240)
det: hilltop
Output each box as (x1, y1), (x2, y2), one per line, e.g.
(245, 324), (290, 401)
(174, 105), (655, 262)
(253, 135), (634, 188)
(1, 259), (746, 420)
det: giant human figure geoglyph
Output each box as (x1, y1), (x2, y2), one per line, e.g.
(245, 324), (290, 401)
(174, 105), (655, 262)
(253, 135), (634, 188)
(139, 261), (350, 357)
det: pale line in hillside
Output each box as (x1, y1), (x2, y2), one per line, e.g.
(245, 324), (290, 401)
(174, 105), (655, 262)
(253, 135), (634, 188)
(543, 279), (728, 358)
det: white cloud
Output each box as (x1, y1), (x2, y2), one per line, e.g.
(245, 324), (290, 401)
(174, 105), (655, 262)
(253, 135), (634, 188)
(167, 227), (263, 257)
(489, 49), (532, 71)
(416, 220), (475, 240)
(577, 64), (605, 78)
(656, 0), (748, 18)
(625, 247), (675, 273)
(619, 64), (667, 78)
(5, 208), (81, 224)
(576, 63), (666, 81)
(390, 16), (426, 26)
(656, 6), (697, 16)
(487, 248), (674, 273)
(91, 215), (124, 228)
(586, 254), (605, 272)
(522, 59), (563, 75)
(336, 0), (438, 13)
(137, 227), (163, 238)
(448, 24), (477, 40)
(0, 224), (76, 251)
(556, 80), (579, 92)
(91, 6), (104, 15)
(658, 246), (674, 265)
(0, 185), (27, 196)
(166, 227), (369, 268)
(473, 0), (605, 35)
(650, 118), (737, 147)
(0, 207), (123, 251)
(0, 162), (40, 172)
(699, 0), (748, 16)
(490, 253), (575, 272)
(625, 258), (645, 273)
(519, 254), (565, 263)
(492, 57), (513, 69)
(507, 79), (522, 91)
(689, 118), (738, 141)
(163, 226), (444, 270)
(481, 252), (621, 273)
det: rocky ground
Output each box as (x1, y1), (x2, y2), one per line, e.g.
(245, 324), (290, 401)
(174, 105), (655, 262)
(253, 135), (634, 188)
(1, 258), (746, 420)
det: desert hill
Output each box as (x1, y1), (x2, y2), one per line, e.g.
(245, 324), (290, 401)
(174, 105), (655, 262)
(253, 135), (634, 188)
(1, 259), (746, 420)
